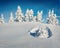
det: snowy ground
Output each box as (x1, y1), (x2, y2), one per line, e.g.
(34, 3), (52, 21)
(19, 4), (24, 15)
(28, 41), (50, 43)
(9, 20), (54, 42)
(0, 22), (60, 48)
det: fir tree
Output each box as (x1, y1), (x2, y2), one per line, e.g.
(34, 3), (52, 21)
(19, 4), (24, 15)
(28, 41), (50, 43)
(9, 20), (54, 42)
(15, 5), (24, 22)
(36, 10), (43, 22)
(9, 12), (14, 23)
(47, 9), (59, 25)
(0, 14), (5, 24)
(25, 9), (30, 22)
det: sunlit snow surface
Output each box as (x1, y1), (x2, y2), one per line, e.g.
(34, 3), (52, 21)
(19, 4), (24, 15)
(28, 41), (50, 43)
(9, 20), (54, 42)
(0, 22), (60, 48)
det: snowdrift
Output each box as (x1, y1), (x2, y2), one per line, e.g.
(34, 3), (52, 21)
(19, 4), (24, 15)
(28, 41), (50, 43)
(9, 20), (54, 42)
(0, 22), (60, 48)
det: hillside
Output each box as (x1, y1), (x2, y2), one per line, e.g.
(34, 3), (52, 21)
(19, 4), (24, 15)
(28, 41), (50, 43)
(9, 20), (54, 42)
(0, 22), (60, 48)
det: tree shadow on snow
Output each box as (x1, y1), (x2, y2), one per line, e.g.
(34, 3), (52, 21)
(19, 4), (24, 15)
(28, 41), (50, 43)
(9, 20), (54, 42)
(46, 27), (52, 38)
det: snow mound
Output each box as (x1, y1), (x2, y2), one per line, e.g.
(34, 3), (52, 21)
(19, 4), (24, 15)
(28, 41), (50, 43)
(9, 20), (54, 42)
(29, 27), (40, 37)
(29, 26), (52, 38)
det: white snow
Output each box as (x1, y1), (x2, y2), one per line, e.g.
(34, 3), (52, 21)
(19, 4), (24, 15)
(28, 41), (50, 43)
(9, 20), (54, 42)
(30, 27), (39, 33)
(0, 22), (60, 48)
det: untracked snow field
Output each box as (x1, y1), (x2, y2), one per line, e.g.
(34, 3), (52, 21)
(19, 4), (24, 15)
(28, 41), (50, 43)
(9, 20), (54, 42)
(0, 22), (60, 48)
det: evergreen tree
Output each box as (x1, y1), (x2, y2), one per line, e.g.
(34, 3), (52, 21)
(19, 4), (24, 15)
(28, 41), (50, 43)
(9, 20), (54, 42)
(25, 9), (30, 22)
(0, 14), (5, 24)
(25, 9), (34, 22)
(47, 10), (52, 24)
(15, 5), (24, 22)
(33, 16), (37, 22)
(9, 12), (14, 23)
(47, 9), (59, 25)
(36, 10), (43, 22)
(29, 9), (34, 22)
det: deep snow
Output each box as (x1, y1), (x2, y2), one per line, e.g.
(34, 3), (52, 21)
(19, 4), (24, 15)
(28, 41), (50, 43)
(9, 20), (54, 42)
(0, 22), (60, 48)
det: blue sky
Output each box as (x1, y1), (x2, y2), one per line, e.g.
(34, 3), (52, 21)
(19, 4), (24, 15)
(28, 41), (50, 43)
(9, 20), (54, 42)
(0, 0), (60, 22)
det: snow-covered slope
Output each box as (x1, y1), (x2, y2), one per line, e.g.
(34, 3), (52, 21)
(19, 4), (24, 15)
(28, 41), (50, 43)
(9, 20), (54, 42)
(0, 22), (60, 48)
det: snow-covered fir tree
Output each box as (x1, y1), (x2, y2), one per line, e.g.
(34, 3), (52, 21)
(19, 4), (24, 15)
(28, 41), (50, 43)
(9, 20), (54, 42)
(29, 9), (34, 22)
(25, 9), (34, 22)
(0, 14), (5, 24)
(47, 10), (52, 24)
(33, 16), (37, 22)
(0, 5), (59, 25)
(47, 9), (59, 25)
(36, 10), (43, 22)
(9, 12), (14, 23)
(54, 14), (59, 25)
(15, 5), (24, 22)
(25, 9), (30, 22)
